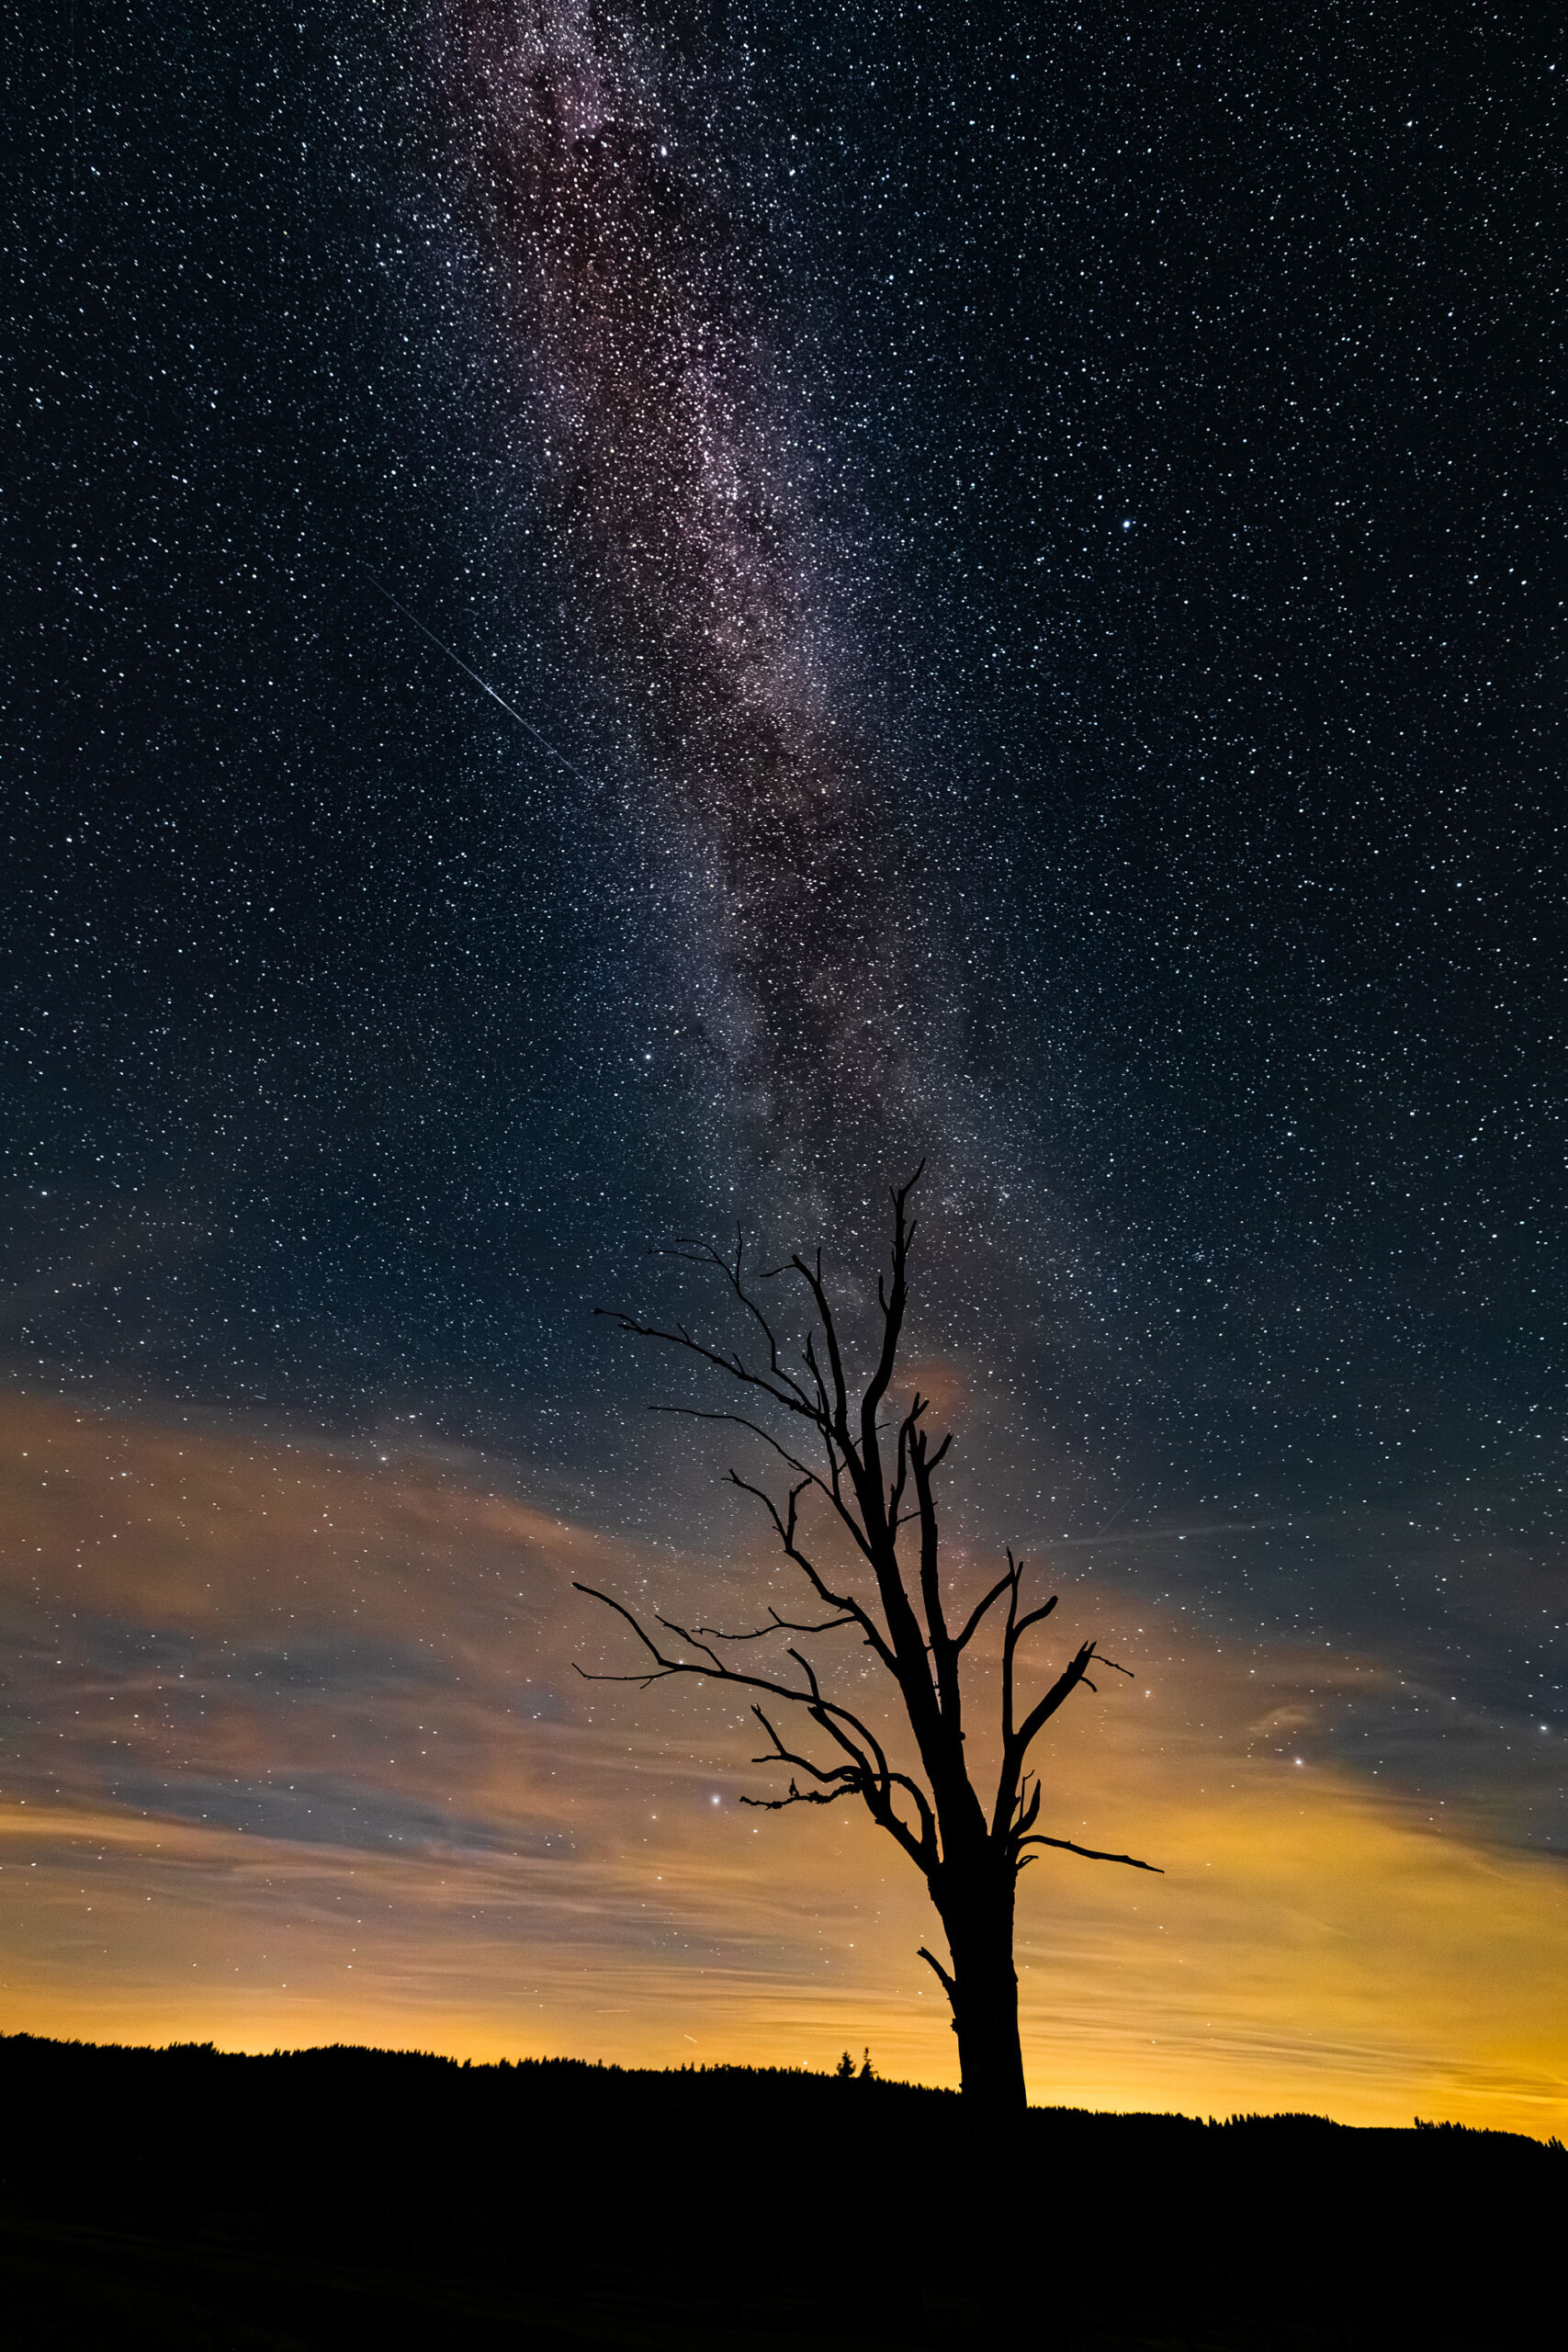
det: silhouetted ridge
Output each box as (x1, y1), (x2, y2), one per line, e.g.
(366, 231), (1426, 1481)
(0, 2033), (1559, 2348)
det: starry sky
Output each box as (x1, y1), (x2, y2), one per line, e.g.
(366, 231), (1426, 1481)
(4, 0), (1564, 2129)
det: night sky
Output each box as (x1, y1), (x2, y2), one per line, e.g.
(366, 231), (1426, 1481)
(5, 1), (1564, 2128)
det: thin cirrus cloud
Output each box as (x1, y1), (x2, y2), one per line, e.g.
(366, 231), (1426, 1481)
(1, 1390), (1563, 2135)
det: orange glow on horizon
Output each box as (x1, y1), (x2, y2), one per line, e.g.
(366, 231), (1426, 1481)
(2, 1392), (1562, 2138)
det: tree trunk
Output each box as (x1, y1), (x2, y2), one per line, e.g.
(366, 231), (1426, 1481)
(941, 1880), (1028, 2124)
(939, 1880), (1032, 2345)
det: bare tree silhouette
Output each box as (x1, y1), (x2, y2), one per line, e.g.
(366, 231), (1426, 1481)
(579, 1167), (1159, 2121)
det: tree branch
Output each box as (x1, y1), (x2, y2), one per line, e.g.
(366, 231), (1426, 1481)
(741, 1780), (861, 1812)
(854, 1165), (924, 1544)
(748, 1705), (868, 1792)
(649, 1405), (831, 1502)
(792, 1249), (854, 1460)
(726, 1469), (897, 1672)
(696, 1227), (818, 1412)
(1013, 1643), (1100, 1758)
(573, 1586), (900, 1793)
(693, 1605), (860, 1642)
(917, 1944), (957, 2003)
(953, 1566), (1016, 1652)
(593, 1304), (818, 1426)
(1017, 1832), (1163, 1874)
(1012, 1598), (1061, 1641)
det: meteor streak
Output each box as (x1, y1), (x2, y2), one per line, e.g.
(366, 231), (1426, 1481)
(360, 566), (592, 785)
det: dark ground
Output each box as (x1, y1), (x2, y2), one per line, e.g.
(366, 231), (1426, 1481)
(2, 2035), (1560, 2348)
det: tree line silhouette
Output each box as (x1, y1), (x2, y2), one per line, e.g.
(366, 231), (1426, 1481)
(0, 2035), (1560, 2347)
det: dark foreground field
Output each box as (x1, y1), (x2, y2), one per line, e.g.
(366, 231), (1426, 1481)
(1, 2035), (1559, 2349)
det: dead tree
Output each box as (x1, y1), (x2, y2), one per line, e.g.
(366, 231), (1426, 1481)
(580, 1167), (1159, 2122)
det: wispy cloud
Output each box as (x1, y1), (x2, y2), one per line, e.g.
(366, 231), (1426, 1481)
(1, 1393), (1562, 2133)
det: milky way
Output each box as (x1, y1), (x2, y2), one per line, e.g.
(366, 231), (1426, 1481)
(446, 0), (930, 1189)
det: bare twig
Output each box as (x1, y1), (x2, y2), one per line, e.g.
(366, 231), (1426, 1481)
(1017, 1832), (1164, 1874)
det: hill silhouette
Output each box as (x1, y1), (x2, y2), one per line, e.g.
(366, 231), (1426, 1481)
(1, 2033), (1558, 2346)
